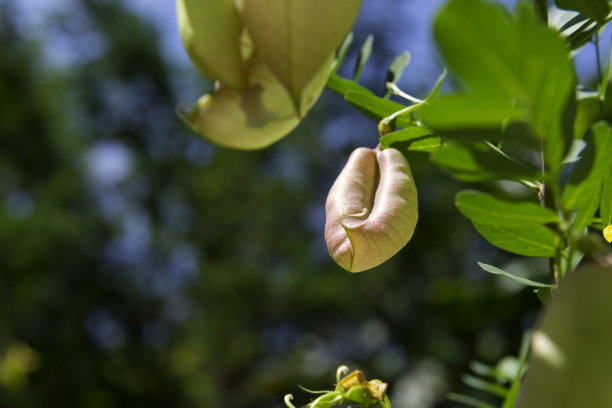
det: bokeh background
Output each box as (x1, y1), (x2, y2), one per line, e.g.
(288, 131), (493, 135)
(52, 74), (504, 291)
(0, 0), (603, 407)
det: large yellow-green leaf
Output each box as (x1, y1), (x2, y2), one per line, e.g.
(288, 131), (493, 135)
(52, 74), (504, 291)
(519, 265), (612, 407)
(241, 0), (362, 115)
(177, 0), (247, 89)
(178, 53), (332, 150)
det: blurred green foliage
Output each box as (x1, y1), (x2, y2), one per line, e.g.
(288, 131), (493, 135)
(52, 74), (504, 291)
(0, 0), (541, 407)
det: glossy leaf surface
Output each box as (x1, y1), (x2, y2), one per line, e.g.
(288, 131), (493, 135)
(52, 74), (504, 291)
(420, 0), (575, 172)
(472, 222), (558, 257)
(432, 142), (535, 181)
(456, 191), (558, 226)
(380, 126), (441, 152)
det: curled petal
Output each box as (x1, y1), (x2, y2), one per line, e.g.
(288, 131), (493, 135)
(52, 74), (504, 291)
(241, 0), (363, 115)
(325, 147), (418, 272)
(176, 0), (247, 89)
(178, 53), (331, 150)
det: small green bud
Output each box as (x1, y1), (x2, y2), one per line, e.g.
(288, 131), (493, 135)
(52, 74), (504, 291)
(306, 391), (343, 408)
(343, 385), (374, 404)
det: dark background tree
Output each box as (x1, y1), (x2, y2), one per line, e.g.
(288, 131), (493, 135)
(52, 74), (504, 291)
(0, 0), (541, 406)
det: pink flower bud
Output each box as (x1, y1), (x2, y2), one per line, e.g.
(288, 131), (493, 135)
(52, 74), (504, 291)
(325, 147), (418, 272)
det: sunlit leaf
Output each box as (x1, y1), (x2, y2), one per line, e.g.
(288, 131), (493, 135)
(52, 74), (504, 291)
(472, 222), (558, 257)
(353, 34), (374, 82)
(432, 142), (536, 181)
(456, 191), (558, 226)
(384, 51), (410, 97)
(424, 69), (447, 102)
(345, 91), (413, 128)
(421, 0), (575, 173)
(574, 96), (600, 139)
(519, 265), (612, 407)
(379, 126), (441, 152)
(420, 93), (525, 132)
(331, 32), (354, 73)
(327, 73), (375, 97)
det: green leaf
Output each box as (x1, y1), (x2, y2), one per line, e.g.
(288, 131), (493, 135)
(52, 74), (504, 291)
(477, 262), (555, 288)
(472, 222), (558, 257)
(344, 91), (413, 128)
(424, 69), (447, 102)
(432, 142), (536, 181)
(353, 34), (373, 82)
(420, 93), (525, 131)
(326, 73), (375, 97)
(331, 32), (354, 74)
(563, 121), (612, 231)
(422, 0), (575, 173)
(242, 0), (363, 114)
(447, 393), (497, 408)
(384, 51), (410, 97)
(502, 333), (531, 408)
(462, 375), (509, 397)
(380, 126), (441, 152)
(574, 96), (600, 139)
(554, 0), (610, 22)
(456, 191), (558, 226)
(469, 361), (495, 377)
(519, 265), (612, 407)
